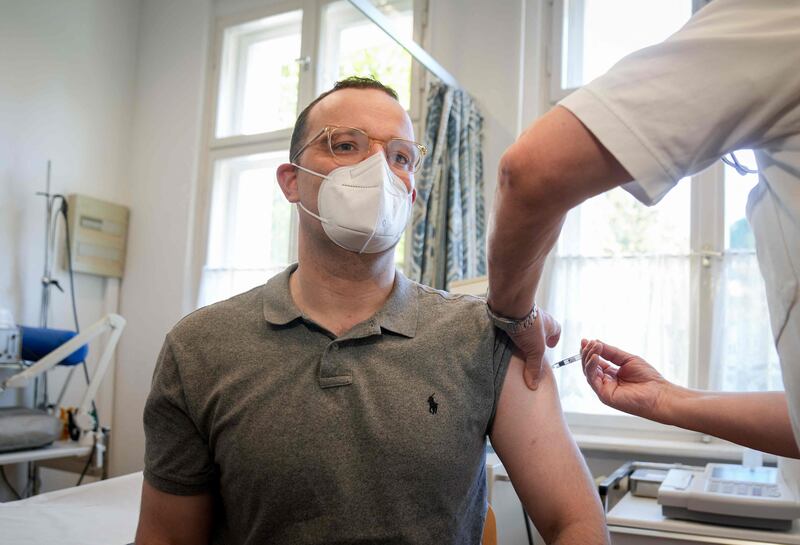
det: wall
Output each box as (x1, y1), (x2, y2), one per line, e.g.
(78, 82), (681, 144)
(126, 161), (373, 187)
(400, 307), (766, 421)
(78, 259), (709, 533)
(111, 0), (212, 476)
(425, 0), (550, 210)
(0, 0), (140, 498)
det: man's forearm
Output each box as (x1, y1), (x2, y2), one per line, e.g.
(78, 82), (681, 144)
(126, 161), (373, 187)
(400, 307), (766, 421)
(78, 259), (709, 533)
(652, 387), (799, 458)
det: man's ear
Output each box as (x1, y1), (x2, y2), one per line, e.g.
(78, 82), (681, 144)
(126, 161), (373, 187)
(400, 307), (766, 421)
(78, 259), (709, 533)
(276, 163), (300, 203)
(411, 188), (417, 205)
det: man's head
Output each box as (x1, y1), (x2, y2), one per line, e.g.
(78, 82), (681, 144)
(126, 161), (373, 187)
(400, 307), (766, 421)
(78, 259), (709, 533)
(277, 77), (420, 256)
(288, 76), (401, 163)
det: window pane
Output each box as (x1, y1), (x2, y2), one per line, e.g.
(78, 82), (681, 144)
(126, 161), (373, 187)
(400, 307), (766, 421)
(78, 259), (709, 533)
(320, 0), (414, 110)
(712, 151), (781, 392)
(216, 11), (302, 137)
(561, 183), (690, 257)
(199, 151), (293, 307)
(562, 0), (692, 89)
(550, 182), (691, 414)
(724, 150), (758, 251)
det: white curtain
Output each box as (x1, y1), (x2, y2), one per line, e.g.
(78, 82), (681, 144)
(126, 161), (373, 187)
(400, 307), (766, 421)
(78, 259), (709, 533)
(198, 266), (288, 308)
(196, 151), (293, 308)
(710, 252), (782, 391)
(546, 255), (691, 415)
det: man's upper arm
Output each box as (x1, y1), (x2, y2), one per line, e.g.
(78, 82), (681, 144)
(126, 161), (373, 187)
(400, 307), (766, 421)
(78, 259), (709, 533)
(135, 480), (213, 545)
(489, 354), (608, 544)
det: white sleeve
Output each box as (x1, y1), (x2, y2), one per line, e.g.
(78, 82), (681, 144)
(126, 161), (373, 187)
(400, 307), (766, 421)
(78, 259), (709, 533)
(559, 0), (800, 205)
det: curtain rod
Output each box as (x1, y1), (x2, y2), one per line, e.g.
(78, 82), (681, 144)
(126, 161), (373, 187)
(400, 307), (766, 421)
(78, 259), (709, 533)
(346, 0), (461, 89)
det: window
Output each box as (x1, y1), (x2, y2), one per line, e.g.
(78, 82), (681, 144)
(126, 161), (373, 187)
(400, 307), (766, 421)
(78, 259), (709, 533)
(549, 183), (692, 416)
(197, 0), (424, 307)
(552, 0), (693, 100)
(546, 1), (780, 427)
(320, 0), (415, 111)
(711, 151), (781, 392)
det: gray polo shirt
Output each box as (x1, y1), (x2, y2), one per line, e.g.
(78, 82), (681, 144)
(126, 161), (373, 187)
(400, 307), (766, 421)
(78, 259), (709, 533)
(143, 264), (513, 545)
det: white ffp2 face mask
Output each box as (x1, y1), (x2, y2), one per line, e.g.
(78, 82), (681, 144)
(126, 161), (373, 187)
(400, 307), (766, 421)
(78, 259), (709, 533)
(292, 151), (413, 254)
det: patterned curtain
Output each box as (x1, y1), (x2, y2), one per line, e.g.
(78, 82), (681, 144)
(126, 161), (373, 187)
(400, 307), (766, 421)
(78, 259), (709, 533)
(410, 80), (486, 290)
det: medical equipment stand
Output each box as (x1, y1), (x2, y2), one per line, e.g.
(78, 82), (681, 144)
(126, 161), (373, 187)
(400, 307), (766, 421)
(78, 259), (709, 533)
(0, 313), (126, 492)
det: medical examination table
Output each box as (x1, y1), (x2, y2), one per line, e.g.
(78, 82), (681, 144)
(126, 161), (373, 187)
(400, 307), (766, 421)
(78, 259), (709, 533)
(0, 471), (141, 545)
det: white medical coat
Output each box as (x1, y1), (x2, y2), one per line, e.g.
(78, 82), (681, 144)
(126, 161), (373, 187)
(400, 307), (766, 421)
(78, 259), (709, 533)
(560, 0), (800, 444)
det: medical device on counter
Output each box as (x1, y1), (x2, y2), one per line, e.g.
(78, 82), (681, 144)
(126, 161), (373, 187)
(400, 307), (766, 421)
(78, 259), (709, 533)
(657, 463), (800, 531)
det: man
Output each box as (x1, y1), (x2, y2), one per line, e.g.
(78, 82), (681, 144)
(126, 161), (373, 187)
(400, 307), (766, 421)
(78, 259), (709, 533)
(486, 0), (800, 457)
(136, 77), (607, 544)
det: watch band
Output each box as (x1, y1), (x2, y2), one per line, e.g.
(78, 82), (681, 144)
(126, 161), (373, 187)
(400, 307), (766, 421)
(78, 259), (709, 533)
(486, 304), (538, 335)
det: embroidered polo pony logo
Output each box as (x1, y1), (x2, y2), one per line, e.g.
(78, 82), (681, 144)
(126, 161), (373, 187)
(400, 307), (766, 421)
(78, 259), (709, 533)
(427, 393), (438, 415)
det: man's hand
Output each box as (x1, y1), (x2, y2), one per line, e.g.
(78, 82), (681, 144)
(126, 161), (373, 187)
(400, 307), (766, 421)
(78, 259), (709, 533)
(510, 308), (561, 390)
(580, 339), (671, 420)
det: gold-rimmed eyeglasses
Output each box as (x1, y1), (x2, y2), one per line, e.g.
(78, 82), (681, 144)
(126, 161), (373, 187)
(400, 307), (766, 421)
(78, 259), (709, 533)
(291, 125), (428, 174)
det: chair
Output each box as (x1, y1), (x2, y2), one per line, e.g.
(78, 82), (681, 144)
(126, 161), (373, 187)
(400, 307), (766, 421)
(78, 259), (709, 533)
(482, 503), (498, 545)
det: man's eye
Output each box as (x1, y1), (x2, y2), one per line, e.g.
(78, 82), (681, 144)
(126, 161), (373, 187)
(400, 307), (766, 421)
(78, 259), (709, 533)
(333, 142), (358, 153)
(393, 153), (410, 165)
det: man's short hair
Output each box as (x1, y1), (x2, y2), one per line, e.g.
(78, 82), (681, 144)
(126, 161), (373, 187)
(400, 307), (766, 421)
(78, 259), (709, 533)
(290, 76), (399, 162)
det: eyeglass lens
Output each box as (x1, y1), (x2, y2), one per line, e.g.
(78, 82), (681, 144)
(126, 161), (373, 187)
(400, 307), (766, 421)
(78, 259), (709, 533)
(329, 127), (421, 172)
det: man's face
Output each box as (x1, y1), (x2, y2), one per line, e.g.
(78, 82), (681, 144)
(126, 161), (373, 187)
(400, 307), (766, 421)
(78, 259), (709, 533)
(292, 88), (417, 213)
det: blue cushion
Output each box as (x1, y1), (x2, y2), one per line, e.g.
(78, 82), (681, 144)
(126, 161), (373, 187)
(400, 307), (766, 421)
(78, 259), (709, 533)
(20, 326), (88, 366)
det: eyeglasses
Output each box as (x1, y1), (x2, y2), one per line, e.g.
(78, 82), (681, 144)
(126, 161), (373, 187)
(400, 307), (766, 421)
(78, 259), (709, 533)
(291, 125), (428, 174)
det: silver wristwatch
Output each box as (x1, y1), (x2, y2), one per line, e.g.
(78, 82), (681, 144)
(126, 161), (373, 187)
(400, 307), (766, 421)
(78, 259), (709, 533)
(486, 304), (538, 335)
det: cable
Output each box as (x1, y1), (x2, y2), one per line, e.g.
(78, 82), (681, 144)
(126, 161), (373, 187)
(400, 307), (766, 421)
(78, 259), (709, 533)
(0, 466), (22, 500)
(522, 505), (534, 545)
(57, 196), (80, 334)
(75, 432), (97, 486)
(57, 197), (99, 424)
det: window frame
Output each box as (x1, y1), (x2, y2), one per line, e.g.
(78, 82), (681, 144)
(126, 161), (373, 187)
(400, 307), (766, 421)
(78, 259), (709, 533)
(541, 0), (763, 445)
(548, 0), (712, 104)
(191, 0), (428, 308)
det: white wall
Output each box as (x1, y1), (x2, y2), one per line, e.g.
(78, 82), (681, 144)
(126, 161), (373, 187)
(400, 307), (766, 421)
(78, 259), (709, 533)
(111, 0), (212, 476)
(426, 0), (549, 209)
(0, 0), (140, 497)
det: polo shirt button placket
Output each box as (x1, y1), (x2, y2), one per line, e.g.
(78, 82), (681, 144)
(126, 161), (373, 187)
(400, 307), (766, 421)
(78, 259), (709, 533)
(318, 341), (351, 388)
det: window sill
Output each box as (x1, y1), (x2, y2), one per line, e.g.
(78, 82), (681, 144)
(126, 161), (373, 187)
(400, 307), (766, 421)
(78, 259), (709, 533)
(572, 433), (776, 465)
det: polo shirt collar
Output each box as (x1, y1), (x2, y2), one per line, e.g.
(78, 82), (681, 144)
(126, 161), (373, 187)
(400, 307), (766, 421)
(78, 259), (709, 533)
(262, 263), (418, 338)
(262, 263), (302, 326)
(373, 269), (418, 338)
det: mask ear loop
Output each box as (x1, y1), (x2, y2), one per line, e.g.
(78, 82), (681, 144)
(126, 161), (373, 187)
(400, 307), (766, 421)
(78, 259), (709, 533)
(292, 163), (331, 224)
(296, 201), (329, 225)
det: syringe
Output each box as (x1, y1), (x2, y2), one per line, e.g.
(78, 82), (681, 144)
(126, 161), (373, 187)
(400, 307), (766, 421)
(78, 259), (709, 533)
(552, 353), (582, 369)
